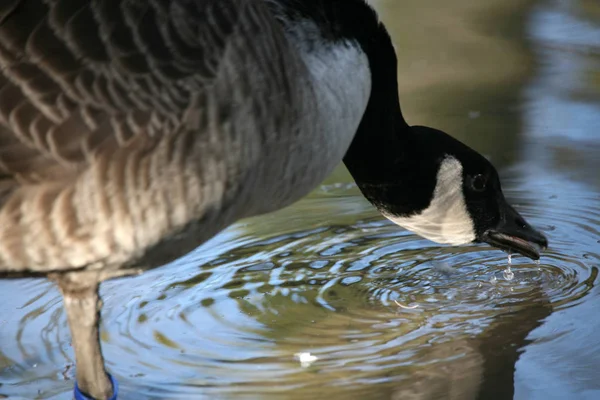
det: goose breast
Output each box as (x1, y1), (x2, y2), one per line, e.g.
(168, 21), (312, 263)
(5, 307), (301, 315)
(0, 0), (370, 275)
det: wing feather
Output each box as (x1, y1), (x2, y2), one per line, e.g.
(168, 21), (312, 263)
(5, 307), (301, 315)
(0, 0), (247, 187)
(0, 0), (310, 274)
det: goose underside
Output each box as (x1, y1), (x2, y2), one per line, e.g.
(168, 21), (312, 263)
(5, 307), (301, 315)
(0, 0), (371, 280)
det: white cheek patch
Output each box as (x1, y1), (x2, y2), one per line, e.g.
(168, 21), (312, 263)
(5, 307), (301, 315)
(384, 157), (476, 245)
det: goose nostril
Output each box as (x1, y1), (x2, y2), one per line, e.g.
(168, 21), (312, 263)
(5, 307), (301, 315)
(515, 217), (527, 229)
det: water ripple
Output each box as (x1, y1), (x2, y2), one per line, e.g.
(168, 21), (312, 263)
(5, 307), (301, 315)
(1, 173), (598, 399)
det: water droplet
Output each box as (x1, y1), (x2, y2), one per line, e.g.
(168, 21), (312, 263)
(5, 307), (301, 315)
(490, 276), (497, 284)
(535, 259), (541, 271)
(503, 252), (514, 280)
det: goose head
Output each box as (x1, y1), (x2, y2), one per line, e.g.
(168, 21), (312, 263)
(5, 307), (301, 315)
(354, 126), (548, 259)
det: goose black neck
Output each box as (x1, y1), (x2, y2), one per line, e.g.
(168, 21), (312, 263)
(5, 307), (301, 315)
(273, 0), (415, 182)
(327, 4), (414, 184)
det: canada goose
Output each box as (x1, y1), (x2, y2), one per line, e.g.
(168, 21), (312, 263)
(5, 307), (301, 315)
(0, 0), (548, 399)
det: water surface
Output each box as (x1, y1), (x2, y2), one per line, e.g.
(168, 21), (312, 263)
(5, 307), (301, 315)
(1, 0), (599, 399)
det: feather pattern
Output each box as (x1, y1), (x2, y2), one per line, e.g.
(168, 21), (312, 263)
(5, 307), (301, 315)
(0, 0), (371, 275)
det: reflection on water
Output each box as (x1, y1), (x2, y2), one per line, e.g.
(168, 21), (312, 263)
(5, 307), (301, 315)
(1, 0), (599, 399)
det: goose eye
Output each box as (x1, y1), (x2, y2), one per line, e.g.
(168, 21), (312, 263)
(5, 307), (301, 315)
(471, 174), (487, 192)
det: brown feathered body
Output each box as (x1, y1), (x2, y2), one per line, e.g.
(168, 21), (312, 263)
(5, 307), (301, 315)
(0, 0), (371, 276)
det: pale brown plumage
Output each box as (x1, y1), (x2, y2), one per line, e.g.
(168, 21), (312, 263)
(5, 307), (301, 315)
(0, 1), (373, 398)
(0, 0), (319, 277)
(0, 1), (311, 398)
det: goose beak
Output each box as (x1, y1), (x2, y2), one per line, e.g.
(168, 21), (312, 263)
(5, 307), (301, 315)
(482, 204), (548, 260)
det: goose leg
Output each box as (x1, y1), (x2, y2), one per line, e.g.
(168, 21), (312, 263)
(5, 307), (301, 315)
(56, 275), (114, 400)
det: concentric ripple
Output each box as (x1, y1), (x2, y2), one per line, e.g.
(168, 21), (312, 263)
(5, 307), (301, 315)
(1, 171), (597, 399)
